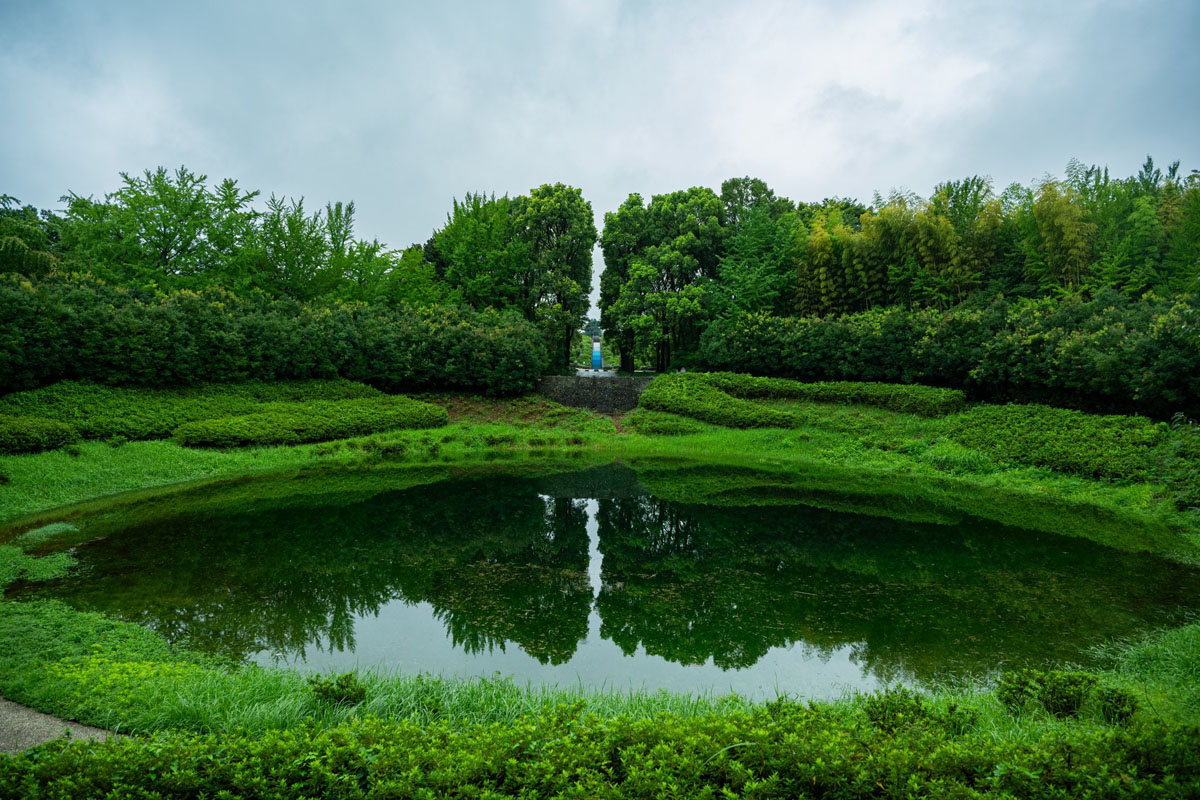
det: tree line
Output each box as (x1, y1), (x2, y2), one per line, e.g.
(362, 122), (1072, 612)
(599, 159), (1200, 372)
(0, 168), (596, 373)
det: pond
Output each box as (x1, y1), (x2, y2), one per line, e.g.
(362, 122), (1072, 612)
(9, 463), (1200, 699)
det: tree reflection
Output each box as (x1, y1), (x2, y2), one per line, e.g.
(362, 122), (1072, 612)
(17, 465), (1200, 685)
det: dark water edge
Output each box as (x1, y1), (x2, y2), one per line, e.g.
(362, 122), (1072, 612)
(10, 462), (1200, 699)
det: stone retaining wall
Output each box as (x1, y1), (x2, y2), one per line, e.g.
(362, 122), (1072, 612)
(537, 375), (655, 414)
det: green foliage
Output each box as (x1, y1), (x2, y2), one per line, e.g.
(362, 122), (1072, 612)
(308, 672), (367, 707)
(862, 685), (930, 731)
(172, 397), (448, 447)
(624, 408), (709, 436)
(3, 707), (1199, 797)
(1097, 685), (1139, 726)
(429, 185), (597, 371)
(1037, 670), (1101, 718)
(0, 379), (382, 440)
(944, 404), (1166, 479)
(0, 414), (79, 454)
(698, 291), (1200, 418)
(0, 275), (547, 395)
(702, 372), (966, 416)
(997, 668), (1112, 719)
(639, 373), (798, 429)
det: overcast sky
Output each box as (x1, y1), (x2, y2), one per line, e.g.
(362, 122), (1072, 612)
(3, 0), (1198, 307)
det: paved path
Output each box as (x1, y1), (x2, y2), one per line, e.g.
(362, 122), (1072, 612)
(0, 697), (118, 754)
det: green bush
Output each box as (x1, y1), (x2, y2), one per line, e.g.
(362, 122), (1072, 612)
(1038, 670), (1100, 718)
(0, 379), (382, 440)
(863, 686), (929, 731)
(996, 668), (1110, 719)
(0, 414), (80, 454)
(697, 292), (1200, 418)
(1097, 685), (1139, 726)
(703, 372), (966, 416)
(173, 397), (448, 448)
(639, 373), (798, 429)
(624, 408), (708, 435)
(308, 672), (366, 707)
(1, 709), (1197, 798)
(943, 404), (1167, 480)
(0, 274), (546, 395)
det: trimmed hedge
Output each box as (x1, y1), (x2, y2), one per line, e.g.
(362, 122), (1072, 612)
(624, 408), (708, 436)
(639, 374), (798, 429)
(0, 414), (80, 454)
(0, 274), (546, 395)
(943, 404), (1167, 480)
(173, 397), (449, 447)
(0, 379), (382, 441)
(1, 710), (1198, 798)
(697, 292), (1200, 418)
(702, 372), (966, 416)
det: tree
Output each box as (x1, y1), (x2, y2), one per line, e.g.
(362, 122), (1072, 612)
(514, 183), (597, 371)
(599, 187), (726, 370)
(431, 185), (596, 371)
(717, 203), (803, 315)
(61, 166), (260, 288)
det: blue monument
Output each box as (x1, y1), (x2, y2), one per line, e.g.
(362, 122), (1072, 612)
(591, 338), (602, 370)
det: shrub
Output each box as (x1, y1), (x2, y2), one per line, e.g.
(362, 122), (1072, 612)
(702, 372), (966, 416)
(624, 408), (708, 435)
(308, 672), (366, 707)
(173, 397), (448, 447)
(996, 668), (1042, 714)
(697, 292), (1200, 418)
(1097, 685), (1139, 726)
(0, 274), (547, 395)
(943, 404), (1167, 480)
(0, 379), (383, 440)
(863, 686), (929, 731)
(639, 373), (798, 429)
(1037, 670), (1099, 718)
(0, 414), (80, 454)
(1, 709), (1198, 798)
(996, 668), (1105, 719)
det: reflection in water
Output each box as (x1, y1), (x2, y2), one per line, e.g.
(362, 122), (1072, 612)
(11, 464), (1200, 696)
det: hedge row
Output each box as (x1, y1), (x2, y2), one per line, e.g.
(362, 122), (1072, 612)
(702, 372), (966, 416)
(0, 379), (382, 441)
(943, 404), (1168, 481)
(0, 274), (545, 395)
(638, 374), (799, 429)
(0, 414), (79, 454)
(697, 291), (1200, 418)
(624, 408), (709, 436)
(1, 709), (1197, 798)
(173, 397), (449, 448)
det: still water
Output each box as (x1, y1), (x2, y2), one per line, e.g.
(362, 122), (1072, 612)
(11, 464), (1200, 698)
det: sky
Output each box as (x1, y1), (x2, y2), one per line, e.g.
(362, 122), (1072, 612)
(2, 0), (1198, 308)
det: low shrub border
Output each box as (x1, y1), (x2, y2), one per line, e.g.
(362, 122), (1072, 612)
(0, 415), (80, 455)
(703, 372), (966, 416)
(173, 397), (449, 447)
(0, 379), (383, 441)
(638, 374), (799, 429)
(943, 404), (1167, 480)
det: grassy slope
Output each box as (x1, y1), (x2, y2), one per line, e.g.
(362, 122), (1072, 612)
(3, 392), (1195, 560)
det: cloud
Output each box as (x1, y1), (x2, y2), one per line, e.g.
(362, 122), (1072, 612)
(2, 0), (1197, 308)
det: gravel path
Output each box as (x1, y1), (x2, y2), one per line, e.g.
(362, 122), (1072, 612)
(0, 696), (118, 754)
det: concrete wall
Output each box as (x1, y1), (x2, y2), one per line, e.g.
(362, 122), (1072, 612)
(538, 375), (655, 414)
